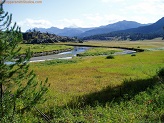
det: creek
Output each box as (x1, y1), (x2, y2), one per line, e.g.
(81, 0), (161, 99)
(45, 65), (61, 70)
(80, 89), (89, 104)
(29, 46), (136, 62)
(29, 47), (91, 62)
(5, 46), (136, 64)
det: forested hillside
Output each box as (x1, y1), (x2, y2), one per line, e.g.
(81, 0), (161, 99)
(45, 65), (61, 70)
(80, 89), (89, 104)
(83, 17), (164, 41)
(23, 30), (81, 44)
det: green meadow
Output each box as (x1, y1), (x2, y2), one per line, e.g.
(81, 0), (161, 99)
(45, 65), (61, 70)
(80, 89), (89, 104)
(18, 44), (73, 54)
(77, 48), (120, 56)
(31, 50), (164, 101)
(60, 38), (164, 49)
(27, 39), (164, 122)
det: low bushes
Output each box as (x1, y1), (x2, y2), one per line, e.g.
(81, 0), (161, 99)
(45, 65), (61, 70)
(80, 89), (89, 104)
(157, 67), (164, 81)
(106, 55), (114, 59)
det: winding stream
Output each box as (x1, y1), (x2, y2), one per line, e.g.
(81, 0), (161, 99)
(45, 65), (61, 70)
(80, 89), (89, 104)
(5, 46), (136, 64)
(29, 46), (136, 62)
(29, 47), (91, 62)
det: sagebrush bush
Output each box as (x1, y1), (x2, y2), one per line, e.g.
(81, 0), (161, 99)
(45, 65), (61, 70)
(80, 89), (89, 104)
(157, 68), (164, 81)
(106, 55), (114, 59)
(131, 54), (136, 56)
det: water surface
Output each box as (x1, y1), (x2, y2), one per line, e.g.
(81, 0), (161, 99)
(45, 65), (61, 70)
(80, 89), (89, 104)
(30, 47), (90, 62)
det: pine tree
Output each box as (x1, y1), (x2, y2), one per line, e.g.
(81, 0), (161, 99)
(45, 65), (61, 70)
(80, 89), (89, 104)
(0, 1), (49, 122)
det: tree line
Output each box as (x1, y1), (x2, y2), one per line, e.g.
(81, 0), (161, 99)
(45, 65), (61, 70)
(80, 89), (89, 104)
(23, 29), (80, 44)
(0, 1), (50, 122)
(82, 32), (164, 41)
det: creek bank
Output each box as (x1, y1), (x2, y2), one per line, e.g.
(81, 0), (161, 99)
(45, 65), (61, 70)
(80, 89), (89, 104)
(65, 44), (145, 52)
(19, 48), (73, 58)
(29, 47), (90, 62)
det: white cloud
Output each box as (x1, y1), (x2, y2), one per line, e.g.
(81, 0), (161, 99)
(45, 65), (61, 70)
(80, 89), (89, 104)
(101, 0), (110, 3)
(100, 0), (164, 24)
(101, 0), (125, 3)
(83, 13), (125, 27)
(127, 1), (163, 15)
(18, 18), (86, 31)
(18, 18), (53, 32)
(122, 0), (164, 23)
(85, 14), (103, 22)
(56, 18), (84, 28)
(17, 0), (164, 31)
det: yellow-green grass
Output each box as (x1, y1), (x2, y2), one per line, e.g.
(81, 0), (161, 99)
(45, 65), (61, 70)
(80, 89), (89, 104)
(30, 50), (164, 106)
(60, 38), (164, 49)
(77, 47), (121, 56)
(18, 44), (73, 54)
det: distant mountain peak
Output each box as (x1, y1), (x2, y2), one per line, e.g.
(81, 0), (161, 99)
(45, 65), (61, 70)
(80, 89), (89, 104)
(67, 24), (79, 28)
(78, 20), (147, 37)
(159, 16), (164, 20)
(27, 18), (163, 38)
(155, 17), (164, 23)
(49, 27), (59, 29)
(82, 16), (164, 40)
(122, 20), (128, 22)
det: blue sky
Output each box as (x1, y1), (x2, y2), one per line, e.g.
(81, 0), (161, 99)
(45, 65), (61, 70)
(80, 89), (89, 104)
(3, 0), (164, 32)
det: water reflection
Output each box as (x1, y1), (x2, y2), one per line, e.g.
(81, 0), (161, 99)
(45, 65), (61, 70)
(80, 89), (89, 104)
(5, 46), (136, 64)
(30, 47), (90, 62)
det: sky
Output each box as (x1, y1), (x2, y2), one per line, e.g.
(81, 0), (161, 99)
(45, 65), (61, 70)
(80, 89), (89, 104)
(3, 0), (164, 32)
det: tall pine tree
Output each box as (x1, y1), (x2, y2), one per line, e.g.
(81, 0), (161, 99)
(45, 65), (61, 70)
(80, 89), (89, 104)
(0, 0), (49, 122)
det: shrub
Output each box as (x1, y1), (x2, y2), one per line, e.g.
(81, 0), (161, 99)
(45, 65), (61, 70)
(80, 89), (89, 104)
(106, 55), (114, 59)
(157, 68), (164, 81)
(131, 54), (136, 56)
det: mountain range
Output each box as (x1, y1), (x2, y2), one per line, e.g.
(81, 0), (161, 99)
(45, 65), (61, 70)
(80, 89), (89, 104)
(78, 20), (148, 38)
(27, 27), (93, 37)
(27, 17), (164, 40)
(27, 20), (148, 37)
(83, 17), (164, 40)
(117, 17), (164, 34)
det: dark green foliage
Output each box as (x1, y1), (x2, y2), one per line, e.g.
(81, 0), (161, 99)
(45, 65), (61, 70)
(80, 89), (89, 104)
(106, 55), (114, 59)
(23, 31), (78, 44)
(83, 32), (164, 41)
(131, 54), (136, 56)
(157, 68), (164, 81)
(0, 1), (49, 122)
(37, 59), (77, 66)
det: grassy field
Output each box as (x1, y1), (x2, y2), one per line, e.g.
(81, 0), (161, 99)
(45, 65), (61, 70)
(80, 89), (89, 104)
(60, 38), (164, 50)
(18, 44), (73, 54)
(29, 48), (164, 122)
(77, 48), (120, 57)
(87, 39), (164, 49)
(31, 50), (164, 102)
(17, 39), (164, 122)
(18, 38), (164, 55)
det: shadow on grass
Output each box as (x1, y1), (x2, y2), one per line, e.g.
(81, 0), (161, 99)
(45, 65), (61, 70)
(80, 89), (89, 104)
(66, 76), (159, 108)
